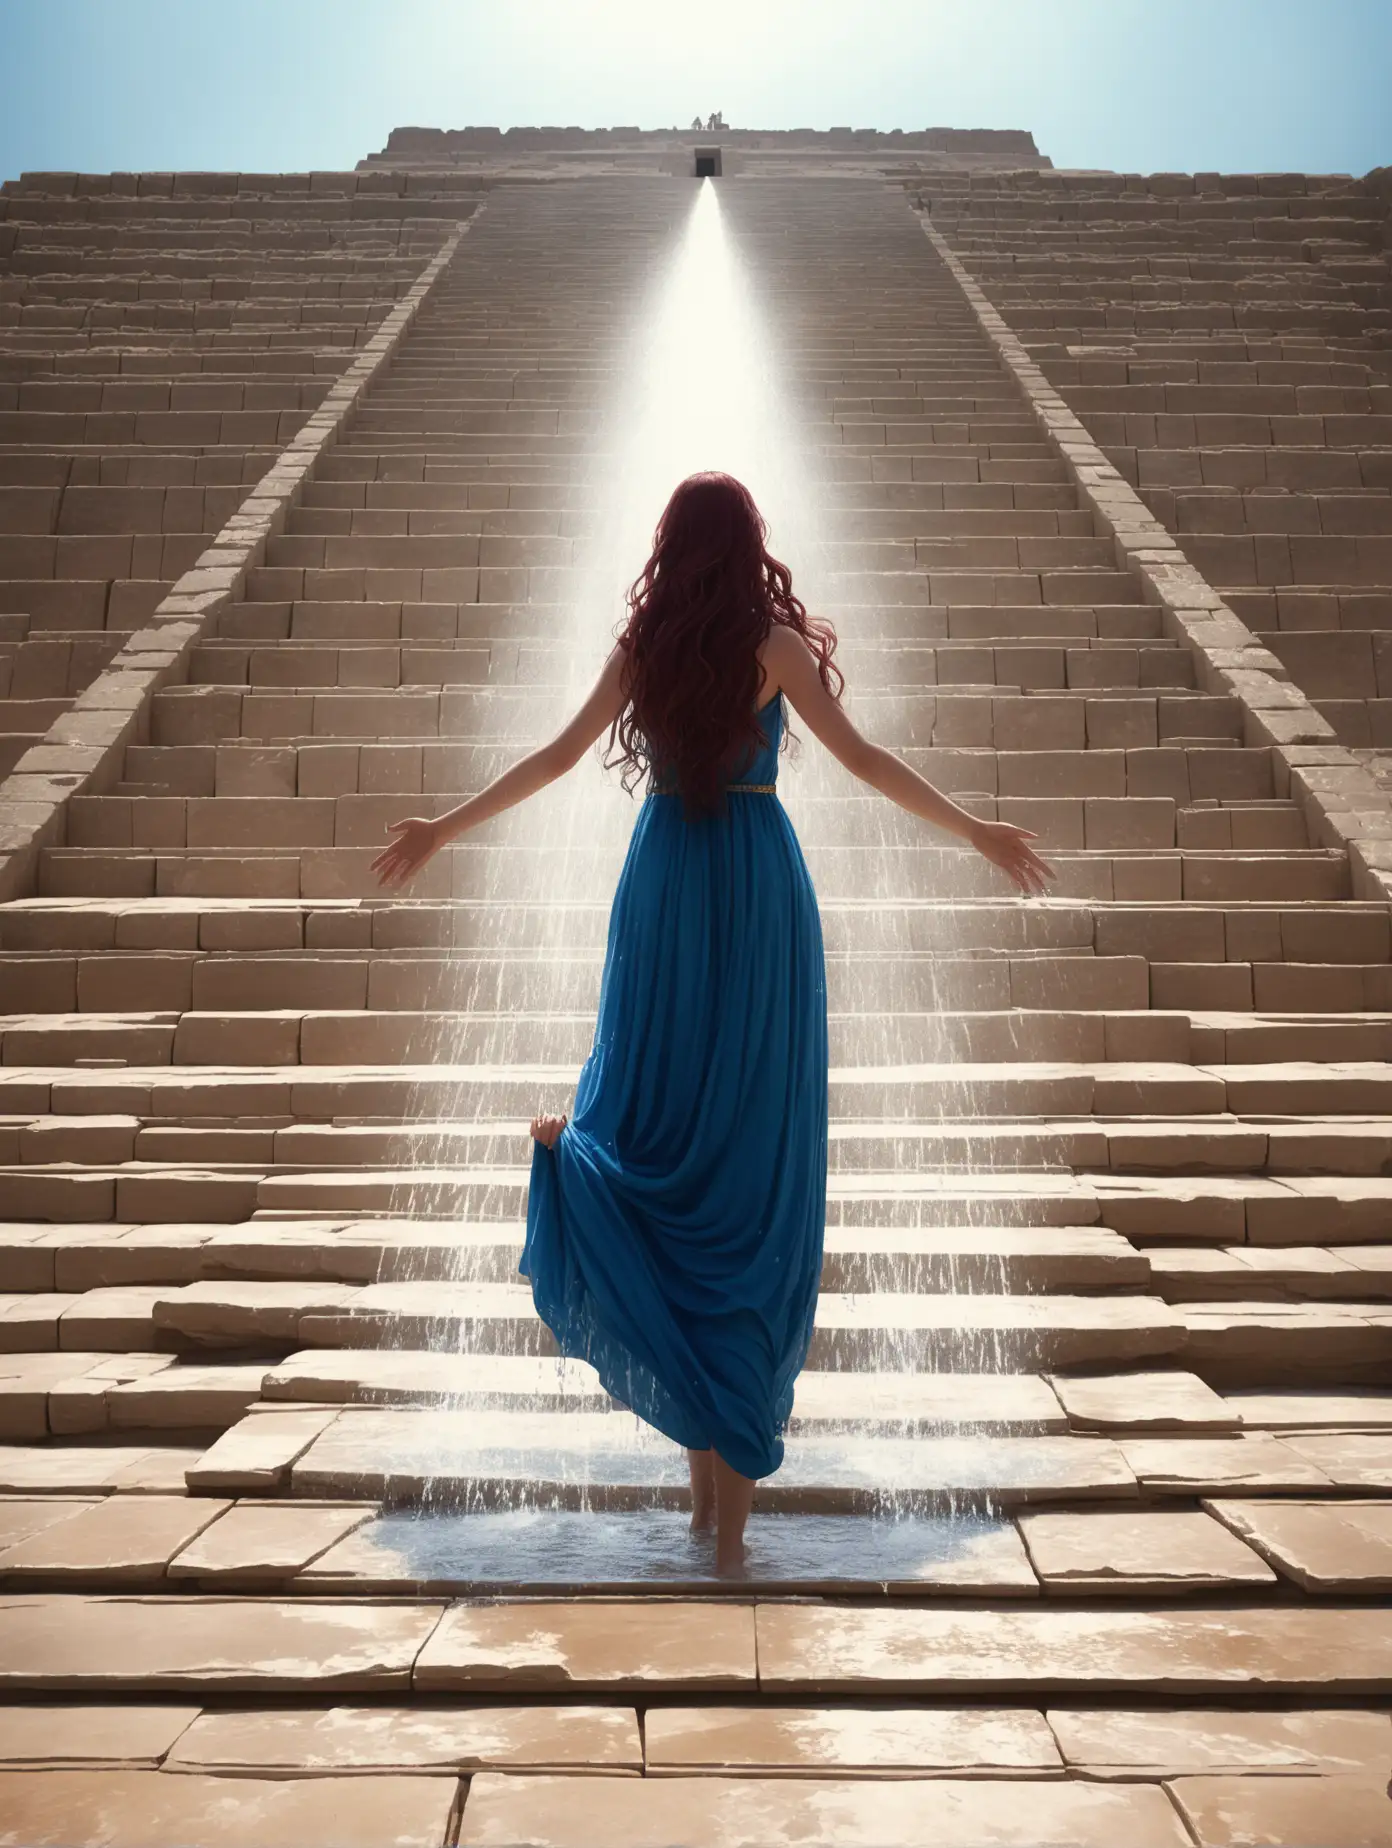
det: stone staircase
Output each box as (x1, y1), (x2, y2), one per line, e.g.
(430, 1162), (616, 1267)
(0, 169), (1390, 1846)
(915, 167), (1392, 752)
(0, 170), (485, 802)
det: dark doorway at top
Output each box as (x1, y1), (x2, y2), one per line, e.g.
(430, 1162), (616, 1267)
(694, 149), (721, 178)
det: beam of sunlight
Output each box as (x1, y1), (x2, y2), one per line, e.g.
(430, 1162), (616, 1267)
(521, 177), (830, 875)
(569, 178), (829, 690)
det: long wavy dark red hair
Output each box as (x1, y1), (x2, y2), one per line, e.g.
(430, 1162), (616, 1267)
(606, 472), (842, 814)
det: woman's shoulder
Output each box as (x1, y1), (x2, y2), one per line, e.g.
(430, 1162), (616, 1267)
(759, 624), (815, 685)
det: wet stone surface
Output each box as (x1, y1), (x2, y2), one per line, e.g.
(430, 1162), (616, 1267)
(302, 1508), (1038, 1594)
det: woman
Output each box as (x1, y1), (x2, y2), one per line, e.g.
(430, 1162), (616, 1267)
(374, 471), (1052, 1573)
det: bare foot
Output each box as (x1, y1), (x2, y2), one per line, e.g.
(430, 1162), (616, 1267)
(715, 1539), (748, 1579)
(530, 1113), (567, 1149)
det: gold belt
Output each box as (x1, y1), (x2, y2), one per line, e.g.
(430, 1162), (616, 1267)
(650, 783), (777, 796)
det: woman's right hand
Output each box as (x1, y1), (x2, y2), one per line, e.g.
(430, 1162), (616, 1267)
(371, 816), (445, 889)
(968, 818), (1055, 897)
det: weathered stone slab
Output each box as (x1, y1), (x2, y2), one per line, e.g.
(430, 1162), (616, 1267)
(0, 1448), (172, 1496)
(153, 1282), (361, 1347)
(107, 1365), (267, 1430)
(415, 1600), (755, 1691)
(1280, 1431), (1392, 1488)
(185, 1407), (338, 1493)
(0, 1352), (109, 1439)
(808, 1291), (1186, 1370)
(1047, 1706), (1392, 1778)
(1116, 1435), (1333, 1493)
(168, 1501), (374, 1582)
(1018, 1509), (1275, 1593)
(1177, 1301), (1392, 1376)
(818, 1223), (1147, 1292)
(791, 1371), (1067, 1433)
(0, 1500), (97, 1549)
(1207, 1498), (1392, 1591)
(1168, 1774), (1392, 1848)
(0, 1494), (227, 1582)
(0, 1294), (80, 1353)
(456, 1772), (1192, 1847)
(644, 1705), (1063, 1776)
(0, 1769), (457, 1848)
(58, 1286), (164, 1352)
(755, 1605), (1392, 1694)
(0, 1596), (444, 1691)
(0, 1703), (199, 1767)
(167, 1702), (641, 1773)
(105, 1448), (205, 1496)
(1050, 1370), (1237, 1433)
(262, 1348), (608, 1410)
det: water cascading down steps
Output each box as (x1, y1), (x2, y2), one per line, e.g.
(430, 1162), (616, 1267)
(1, 161), (1391, 1846)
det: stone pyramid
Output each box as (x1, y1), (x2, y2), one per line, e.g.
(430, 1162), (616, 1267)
(0, 131), (1389, 1845)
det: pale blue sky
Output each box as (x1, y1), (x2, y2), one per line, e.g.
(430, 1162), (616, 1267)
(1, 0), (1388, 181)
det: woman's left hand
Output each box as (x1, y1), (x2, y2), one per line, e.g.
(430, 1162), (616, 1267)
(371, 816), (444, 888)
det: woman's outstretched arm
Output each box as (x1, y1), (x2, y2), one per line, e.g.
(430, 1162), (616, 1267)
(371, 646), (628, 888)
(767, 627), (1055, 897)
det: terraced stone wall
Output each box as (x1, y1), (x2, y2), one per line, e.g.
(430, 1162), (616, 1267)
(0, 170), (483, 786)
(916, 169), (1392, 751)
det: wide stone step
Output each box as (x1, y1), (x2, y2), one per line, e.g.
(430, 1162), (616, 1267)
(23, 847), (1313, 906)
(153, 682), (1238, 745)
(14, 1112), (1392, 1180)
(279, 1407), (1139, 1510)
(259, 531), (1122, 572)
(30, 945), (1392, 1015)
(0, 1006), (1198, 1064)
(7, 895), (1376, 958)
(214, 599), (1161, 645)
(6, 1046), (1382, 1117)
(39, 844), (1345, 907)
(0, 1008), (1379, 1072)
(0, 1216), (1145, 1292)
(1150, 1245), (1392, 1303)
(262, 1356), (1076, 1432)
(252, 1168), (1109, 1225)
(451, 1768), (1369, 1848)
(0, 1345), (1079, 1436)
(3, 1595), (1389, 1702)
(175, 1279), (1187, 1371)
(187, 639), (1196, 695)
(11, 891), (1376, 956)
(121, 740), (1281, 804)
(10, 1156), (1384, 1241)
(66, 792), (1297, 859)
(0, 946), (1162, 1015)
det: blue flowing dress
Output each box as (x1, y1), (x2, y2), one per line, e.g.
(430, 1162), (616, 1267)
(522, 693), (828, 1480)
